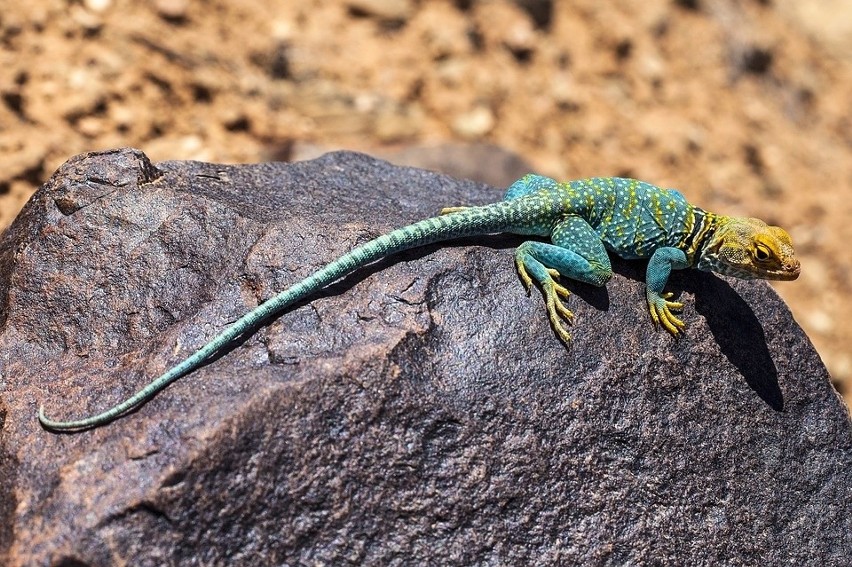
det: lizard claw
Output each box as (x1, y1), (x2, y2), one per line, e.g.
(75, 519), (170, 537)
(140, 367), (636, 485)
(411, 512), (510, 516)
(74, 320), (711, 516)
(514, 249), (574, 344)
(647, 291), (686, 336)
(542, 273), (574, 344)
(548, 270), (571, 299)
(515, 255), (534, 295)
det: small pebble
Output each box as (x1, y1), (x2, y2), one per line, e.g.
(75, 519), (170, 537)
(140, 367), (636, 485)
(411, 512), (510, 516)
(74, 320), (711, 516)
(155, 0), (189, 20)
(84, 0), (112, 13)
(452, 106), (495, 139)
(346, 0), (413, 21)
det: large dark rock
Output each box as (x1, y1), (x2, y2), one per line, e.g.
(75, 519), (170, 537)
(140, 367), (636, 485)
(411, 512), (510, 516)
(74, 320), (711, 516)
(0, 149), (849, 565)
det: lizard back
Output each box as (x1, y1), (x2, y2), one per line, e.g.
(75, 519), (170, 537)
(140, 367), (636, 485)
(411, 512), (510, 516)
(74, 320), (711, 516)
(556, 177), (700, 260)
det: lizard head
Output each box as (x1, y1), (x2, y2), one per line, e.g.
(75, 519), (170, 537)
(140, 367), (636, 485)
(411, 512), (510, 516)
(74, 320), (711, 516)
(697, 217), (800, 281)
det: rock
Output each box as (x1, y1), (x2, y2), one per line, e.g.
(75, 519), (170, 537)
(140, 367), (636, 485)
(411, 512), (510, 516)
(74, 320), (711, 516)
(378, 142), (536, 189)
(289, 141), (536, 188)
(0, 149), (849, 565)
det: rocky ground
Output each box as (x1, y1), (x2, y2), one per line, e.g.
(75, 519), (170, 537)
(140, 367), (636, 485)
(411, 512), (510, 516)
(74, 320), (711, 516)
(0, 0), (850, 402)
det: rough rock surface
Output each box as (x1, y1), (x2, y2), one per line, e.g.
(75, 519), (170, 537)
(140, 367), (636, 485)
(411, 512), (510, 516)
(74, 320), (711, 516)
(0, 149), (849, 565)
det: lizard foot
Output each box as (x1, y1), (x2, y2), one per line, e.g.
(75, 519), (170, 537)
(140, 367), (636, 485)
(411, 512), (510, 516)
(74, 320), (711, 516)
(543, 277), (574, 344)
(647, 291), (685, 337)
(515, 259), (565, 292)
(516, 260), (574, 343)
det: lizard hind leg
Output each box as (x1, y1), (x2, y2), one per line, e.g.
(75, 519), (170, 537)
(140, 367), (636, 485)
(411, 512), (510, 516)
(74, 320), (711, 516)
(515, 243), (575, 344)
(516, 216), (613, 344)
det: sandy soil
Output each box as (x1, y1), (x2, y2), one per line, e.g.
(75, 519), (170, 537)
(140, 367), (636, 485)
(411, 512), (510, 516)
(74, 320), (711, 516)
(0, 0), (850, 403)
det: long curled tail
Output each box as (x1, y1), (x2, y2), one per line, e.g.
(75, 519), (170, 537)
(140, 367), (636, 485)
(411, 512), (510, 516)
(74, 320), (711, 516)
(38, 200), (528, 431)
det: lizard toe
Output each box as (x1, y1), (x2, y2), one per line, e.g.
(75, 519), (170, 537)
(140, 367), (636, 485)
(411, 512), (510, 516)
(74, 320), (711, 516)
(514, 257), (534, 294)
(545, 281), (575, 342)
(648, 291), (687, 336)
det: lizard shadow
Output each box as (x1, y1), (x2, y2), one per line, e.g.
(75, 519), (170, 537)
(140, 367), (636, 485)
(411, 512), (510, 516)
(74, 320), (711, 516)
(614, 257), (783, 410)
(689, 273), (783, 410)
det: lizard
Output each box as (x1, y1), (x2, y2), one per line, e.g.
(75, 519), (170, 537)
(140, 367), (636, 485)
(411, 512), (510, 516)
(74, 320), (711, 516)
(38, 174), (800, 431)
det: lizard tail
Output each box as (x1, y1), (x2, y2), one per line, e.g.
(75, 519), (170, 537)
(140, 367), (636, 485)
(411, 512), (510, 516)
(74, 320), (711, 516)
(38, 200), (528, 431)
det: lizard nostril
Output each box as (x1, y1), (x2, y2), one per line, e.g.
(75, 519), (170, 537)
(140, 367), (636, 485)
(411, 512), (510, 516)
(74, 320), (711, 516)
(786, 260), (801, 276)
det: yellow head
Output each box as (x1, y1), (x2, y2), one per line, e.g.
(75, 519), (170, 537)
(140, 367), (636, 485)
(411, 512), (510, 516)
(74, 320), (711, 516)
(697, 217), (800, 281)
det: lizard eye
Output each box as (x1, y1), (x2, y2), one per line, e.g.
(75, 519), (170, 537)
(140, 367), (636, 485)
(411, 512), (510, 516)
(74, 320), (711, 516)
(754, 244), (771, 261)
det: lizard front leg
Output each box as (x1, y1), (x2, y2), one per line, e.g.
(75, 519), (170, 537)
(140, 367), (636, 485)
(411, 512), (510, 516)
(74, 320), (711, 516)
(645, 247), (690, 336)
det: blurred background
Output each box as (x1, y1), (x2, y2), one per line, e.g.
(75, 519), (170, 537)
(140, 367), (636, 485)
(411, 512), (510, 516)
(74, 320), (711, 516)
(0, 0), (849, 403)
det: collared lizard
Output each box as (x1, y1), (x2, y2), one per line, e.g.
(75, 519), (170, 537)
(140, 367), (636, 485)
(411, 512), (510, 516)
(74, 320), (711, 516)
(39, 174), (800, 431)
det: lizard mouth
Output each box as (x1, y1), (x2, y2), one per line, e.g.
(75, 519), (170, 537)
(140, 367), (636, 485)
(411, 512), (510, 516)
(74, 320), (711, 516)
(758, 260), (801, 281)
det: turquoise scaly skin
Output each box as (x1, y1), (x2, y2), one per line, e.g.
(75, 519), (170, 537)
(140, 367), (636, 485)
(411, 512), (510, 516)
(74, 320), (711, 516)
(39, 175), (800, 431)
